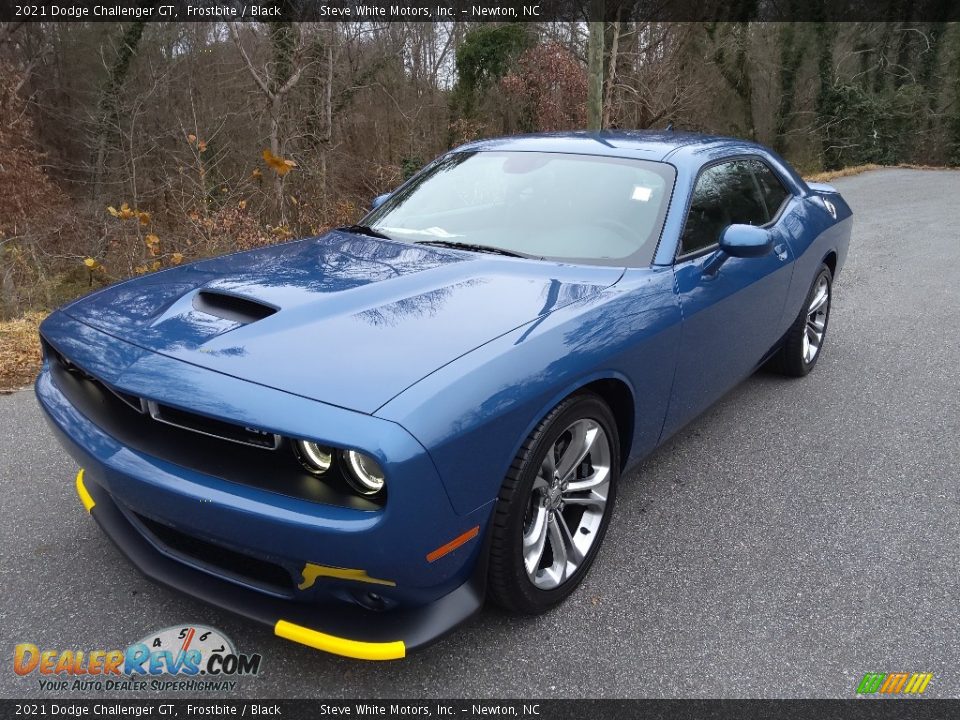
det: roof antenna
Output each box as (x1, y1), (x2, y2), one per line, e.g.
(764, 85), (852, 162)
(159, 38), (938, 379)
(665, 122), (674, 132)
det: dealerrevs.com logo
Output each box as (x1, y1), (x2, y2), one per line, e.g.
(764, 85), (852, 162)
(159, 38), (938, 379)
(13, 624), (262, 693)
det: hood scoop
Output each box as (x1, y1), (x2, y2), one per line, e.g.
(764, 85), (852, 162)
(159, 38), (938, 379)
(192, 291), (277, 324)
(118, 289), (280, 349)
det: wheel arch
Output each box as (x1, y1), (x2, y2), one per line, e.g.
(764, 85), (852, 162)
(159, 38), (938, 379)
(519, 372), (636, 475)
(579, 378), (635, 472)
(822, 250), (837, 277)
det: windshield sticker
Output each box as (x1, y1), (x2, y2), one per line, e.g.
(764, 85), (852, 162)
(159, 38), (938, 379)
(379, 226), (460, 238)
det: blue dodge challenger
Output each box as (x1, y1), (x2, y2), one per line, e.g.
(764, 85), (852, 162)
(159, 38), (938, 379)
(36, 132), (851, 660)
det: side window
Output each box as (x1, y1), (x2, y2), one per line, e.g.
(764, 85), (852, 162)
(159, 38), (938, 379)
(679, 160), (767, 256)
(749, 160), (791, 220)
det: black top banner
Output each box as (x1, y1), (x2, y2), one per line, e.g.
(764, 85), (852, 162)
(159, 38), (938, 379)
(2, 0), (960, 23)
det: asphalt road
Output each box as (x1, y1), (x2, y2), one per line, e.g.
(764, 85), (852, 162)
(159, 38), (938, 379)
(1, 169), (958, 700)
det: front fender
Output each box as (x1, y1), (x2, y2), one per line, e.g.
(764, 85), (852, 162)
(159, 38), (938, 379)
(377, 267), (682, 515)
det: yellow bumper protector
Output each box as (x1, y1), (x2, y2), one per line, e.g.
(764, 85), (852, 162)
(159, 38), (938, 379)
(298, 563), (396, 591)
(75, 469), (95, 513)
(274, 620), (405, 661)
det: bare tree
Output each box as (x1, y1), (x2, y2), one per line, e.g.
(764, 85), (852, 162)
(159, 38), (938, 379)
(93, 22), (147, 199)
(230, 22), (310, 220)
(587, 4), (605, 130)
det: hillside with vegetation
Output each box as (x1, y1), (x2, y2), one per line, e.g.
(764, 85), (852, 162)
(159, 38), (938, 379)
(0, 20), (958, 387)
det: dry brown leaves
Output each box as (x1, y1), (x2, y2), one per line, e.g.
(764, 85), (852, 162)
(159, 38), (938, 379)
(502, 43), (587, 132)
(804, 163), (953, 183)
(0, 311), (46, 392)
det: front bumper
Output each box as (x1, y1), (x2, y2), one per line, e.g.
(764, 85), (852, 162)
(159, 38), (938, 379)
(36, 311), (493, 659)
(76, 470), (485, 660)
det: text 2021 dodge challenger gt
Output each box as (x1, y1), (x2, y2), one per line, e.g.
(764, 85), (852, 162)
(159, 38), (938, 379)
(36, 132), (851, 660)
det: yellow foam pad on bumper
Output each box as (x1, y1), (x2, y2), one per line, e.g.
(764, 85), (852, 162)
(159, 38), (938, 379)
(274, 620), (405, 661)
(75, 469), (95, 513)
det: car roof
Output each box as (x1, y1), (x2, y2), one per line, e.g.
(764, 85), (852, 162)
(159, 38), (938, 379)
(453, 130), (771, 164)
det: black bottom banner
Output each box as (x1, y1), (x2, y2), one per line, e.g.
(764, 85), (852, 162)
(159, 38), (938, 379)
(3, 700), (959, 720)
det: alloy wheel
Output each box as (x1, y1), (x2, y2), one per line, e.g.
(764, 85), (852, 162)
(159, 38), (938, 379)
(803, 275), (830, 364)
(522, 418), (612, 590)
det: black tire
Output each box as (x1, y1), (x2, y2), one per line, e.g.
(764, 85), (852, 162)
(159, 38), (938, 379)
(487, 392), (620, 614)
(774, 264), (833, 377)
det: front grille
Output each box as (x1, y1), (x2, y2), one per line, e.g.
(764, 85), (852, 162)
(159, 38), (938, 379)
(48, 345), (145, 413)
(47, 343), (275, 449)
(106, 384), (146, 414)
(44, 340), (383, 510)
(133, 512), (295, 594)
(147, 401), (280, 449)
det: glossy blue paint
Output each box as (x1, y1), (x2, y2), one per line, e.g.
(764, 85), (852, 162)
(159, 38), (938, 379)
(36, 131), (852, 650)
(377, 266), (682, 515)
(665, 235), (794, 438)
(718, 224), (775, 258)
(61, 232), (621, 414)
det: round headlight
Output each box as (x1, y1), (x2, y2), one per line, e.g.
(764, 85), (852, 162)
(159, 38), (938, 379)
(342, 450), (385, 495)
(296, 441), (333, 475)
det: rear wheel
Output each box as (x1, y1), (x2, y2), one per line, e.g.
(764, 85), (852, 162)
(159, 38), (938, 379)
(775, 264), (832, 377)
(487, 393), (619, 614)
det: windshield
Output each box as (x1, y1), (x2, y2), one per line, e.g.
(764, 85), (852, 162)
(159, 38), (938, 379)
(363, 151), (676, 267)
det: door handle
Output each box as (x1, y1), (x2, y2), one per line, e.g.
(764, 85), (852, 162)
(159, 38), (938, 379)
(774, 243), (789, 261)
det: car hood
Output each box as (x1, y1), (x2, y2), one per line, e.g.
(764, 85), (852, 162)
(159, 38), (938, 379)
(64, 232), (622, 413)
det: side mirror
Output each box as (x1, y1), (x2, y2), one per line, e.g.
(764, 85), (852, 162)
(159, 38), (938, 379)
(718, 224), (773, 258)
(370, 193), (391, 210)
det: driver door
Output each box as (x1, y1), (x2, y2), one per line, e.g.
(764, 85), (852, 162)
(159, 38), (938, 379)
(662, 158), (796, 438)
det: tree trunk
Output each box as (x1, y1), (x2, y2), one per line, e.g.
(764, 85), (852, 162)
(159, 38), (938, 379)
(815, 22), (840, 169)
(0, 266), (17, 320)
(706, 22), (755, 138)
(774, 21), (806, 154)
(602, 15), (621, 129)
(93, 21), (146, 200)
(587, 0), (605, 131)
(323, 39), (333, 206)
(270, 94), (284, 221)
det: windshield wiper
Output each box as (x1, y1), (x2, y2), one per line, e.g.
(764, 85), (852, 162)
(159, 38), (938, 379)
(415, 239), (527, 258)
(337, 224), (394, 241)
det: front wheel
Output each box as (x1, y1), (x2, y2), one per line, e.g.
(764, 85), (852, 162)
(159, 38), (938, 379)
(774, 264), (833, 377)
(487, 393), (619, 614)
